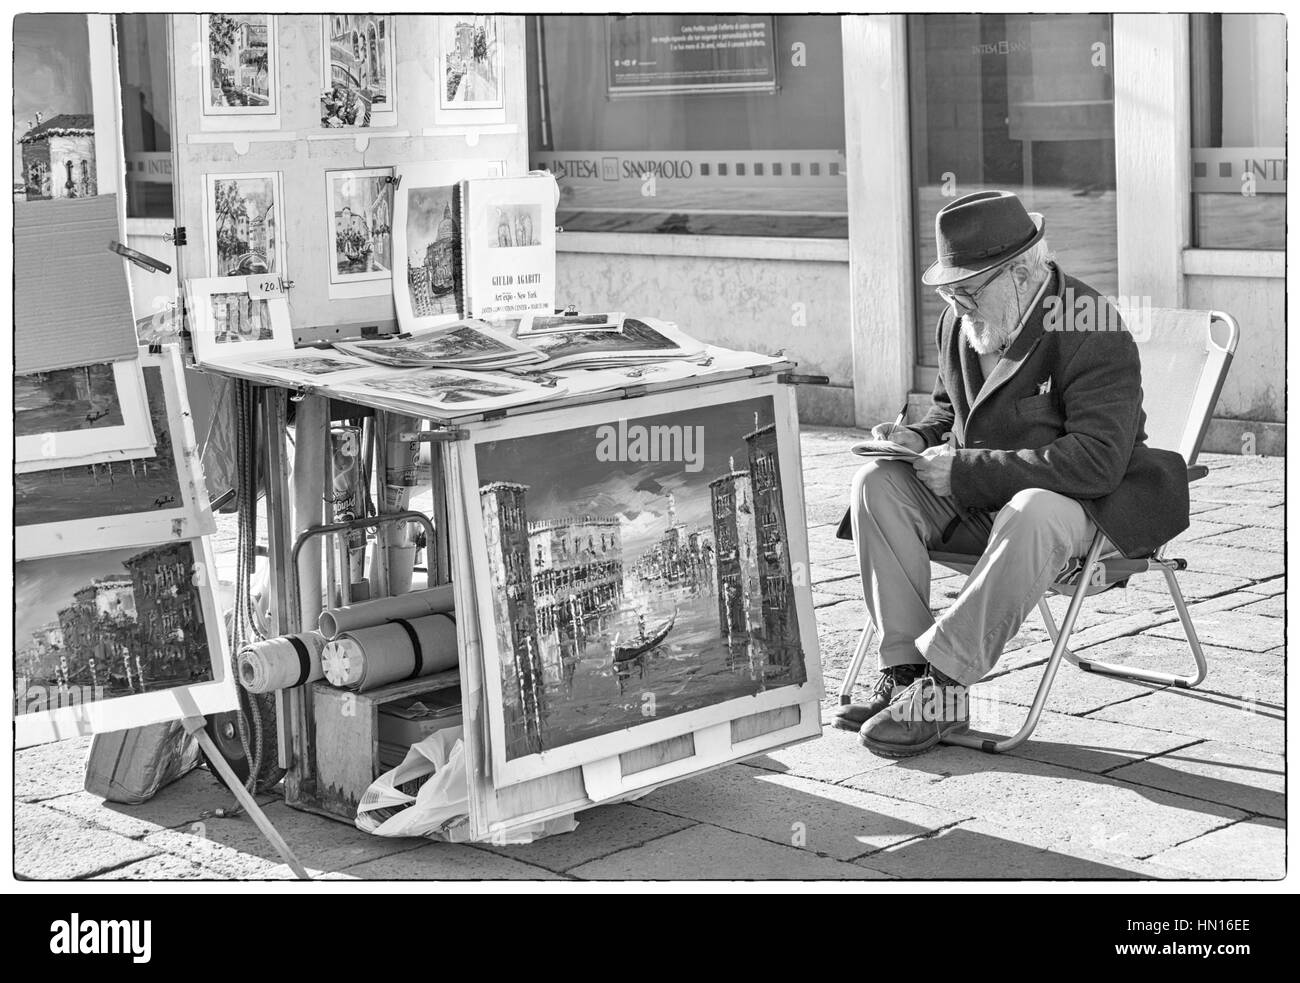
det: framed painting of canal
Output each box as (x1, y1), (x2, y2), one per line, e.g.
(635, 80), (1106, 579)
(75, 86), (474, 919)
(16, 347), (216, 561)
(198, 14), (279, 121)
(319, 15), (397, 129)
(457, 376), (823, 790)
(14, 536), (236, 748)
(14, 358), (154, 472)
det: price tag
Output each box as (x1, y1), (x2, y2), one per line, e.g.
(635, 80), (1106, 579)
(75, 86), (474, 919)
(245, 274), (283, 297)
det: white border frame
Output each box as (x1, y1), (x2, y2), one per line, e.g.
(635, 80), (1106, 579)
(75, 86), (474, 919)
(319, 14), (398, 130)
(15, 536), (237, 748)
(459, 376), (823, 787)
(203, 170), (287, 279)
(15, 359), (154, 468)
(186, 276), (294, 366)
(433, 14), (506, 121)
(16, 347), (216, 559)
(325, 166), (394, 299)
(198, 13), (279, 121)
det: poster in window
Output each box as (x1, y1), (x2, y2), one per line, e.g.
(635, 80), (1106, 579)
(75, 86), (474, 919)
(606, 14), (777, 96)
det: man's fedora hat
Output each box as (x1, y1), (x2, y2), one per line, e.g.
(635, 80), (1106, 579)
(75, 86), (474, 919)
(921, 190), (1045, 286)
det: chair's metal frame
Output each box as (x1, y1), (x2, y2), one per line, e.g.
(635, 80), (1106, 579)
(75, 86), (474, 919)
(837, 310), (1239, 753)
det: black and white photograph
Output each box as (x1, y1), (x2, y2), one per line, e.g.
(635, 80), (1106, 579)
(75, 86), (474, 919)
(4, 10), (1291, 905)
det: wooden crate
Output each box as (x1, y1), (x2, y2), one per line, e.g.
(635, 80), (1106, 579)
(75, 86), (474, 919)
(284, 670), (460, 823)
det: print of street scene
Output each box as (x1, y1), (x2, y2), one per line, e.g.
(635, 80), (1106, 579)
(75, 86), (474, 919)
(15, 543), (212, 715)
(332, 171), (392, 278)
(405, 185), (460, 317)
(322, 15), (390, 127)
(206, 14), (271, 109)
(211, 293), (273, 343)
(359, 371), (525, 404)
(478, 395), (806, 760)
(15, 363), (123, 437)
(212, 176), (278, 276)
(16, 366), (181, 528)
(442, 16), (500, 105)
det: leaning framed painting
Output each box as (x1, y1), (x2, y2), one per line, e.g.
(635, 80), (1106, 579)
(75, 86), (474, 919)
(16, 347), (216, 560)
(457, 376), (823, 788)
(14, 536), (236, 748)
(14, 358), (154, 471)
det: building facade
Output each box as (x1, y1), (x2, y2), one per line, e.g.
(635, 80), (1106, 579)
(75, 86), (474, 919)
(709, 467), (763, 638)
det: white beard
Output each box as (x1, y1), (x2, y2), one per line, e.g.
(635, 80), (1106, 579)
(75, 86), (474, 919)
(960, 313), (1014, 355)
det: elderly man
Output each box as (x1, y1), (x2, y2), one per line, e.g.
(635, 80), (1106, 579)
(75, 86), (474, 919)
(836, 190), (1188, 757)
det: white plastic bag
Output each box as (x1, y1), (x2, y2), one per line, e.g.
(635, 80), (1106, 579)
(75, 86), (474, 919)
(354, 727), (578, 844)
(355, 727), (472, 841)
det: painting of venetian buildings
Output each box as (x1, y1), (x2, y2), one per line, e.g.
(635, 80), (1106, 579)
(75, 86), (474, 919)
(405, 184), (460, 317)
(322, 15), (392, 127)
(212, 175), (278, 276)
(205, 14), (271, 110)
(14, 542), (212, 716)
(477, 395), (805, 761)
(331, 170), (392, 278)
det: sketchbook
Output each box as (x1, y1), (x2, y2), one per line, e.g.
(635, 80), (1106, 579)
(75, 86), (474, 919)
(459, 173), (557, 321)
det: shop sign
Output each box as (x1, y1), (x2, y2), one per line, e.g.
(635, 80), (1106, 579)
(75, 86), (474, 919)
(1192, 147), (1286, 194)
(605, 14), (777, 96)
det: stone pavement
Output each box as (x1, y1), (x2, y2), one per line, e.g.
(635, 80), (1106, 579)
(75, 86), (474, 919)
(13, 428), (1285, 880)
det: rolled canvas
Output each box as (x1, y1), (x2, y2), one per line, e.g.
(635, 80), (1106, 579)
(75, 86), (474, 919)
(318, 585), (455, 640)
(238, 632), (327, 694)
(320, 614), (458, 692)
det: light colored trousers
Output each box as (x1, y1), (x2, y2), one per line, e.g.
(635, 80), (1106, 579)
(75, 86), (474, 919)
(849, 459), (1097, 687)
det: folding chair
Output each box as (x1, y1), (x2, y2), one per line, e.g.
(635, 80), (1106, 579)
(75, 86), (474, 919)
(837, 308), (1239, 753)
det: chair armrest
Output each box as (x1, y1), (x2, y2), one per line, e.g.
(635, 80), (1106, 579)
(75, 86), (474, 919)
(1187, 464), (1209, 482)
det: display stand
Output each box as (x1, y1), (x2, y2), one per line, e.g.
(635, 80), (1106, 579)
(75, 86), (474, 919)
(212, 360), (827, 843)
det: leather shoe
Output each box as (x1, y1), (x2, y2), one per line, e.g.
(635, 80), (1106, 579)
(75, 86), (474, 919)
(831, 663), (925, 731)
(859, 670), (969, 757)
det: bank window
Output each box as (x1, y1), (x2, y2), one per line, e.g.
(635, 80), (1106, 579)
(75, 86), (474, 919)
(907, 14), (1118, 374)
(1190, 14), (1285, 250)
(526, 14), (847, 238)
(116, 13), (174, 219)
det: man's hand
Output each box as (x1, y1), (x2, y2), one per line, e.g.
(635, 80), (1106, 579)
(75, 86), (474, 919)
(870, 421), (925, 453)
(913, 445), (954, 497)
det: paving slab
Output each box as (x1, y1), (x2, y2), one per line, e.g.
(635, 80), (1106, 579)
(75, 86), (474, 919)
(1195, 504), (1284, 529)
(472, 803), (694, 873)
(42, 769), (277, 840)
(141, 828), (319, 879)
(15, 736), (93, 803)
(341, 843), (564, 879)
(1107, 741), (1285, 820)
(89, 853), (235, 880)
(977, 658), (1165, 716)
(1240, 576), (1286, 596)
(139, 800), (425, 874)
(635, 765), (968, 861)
(1147, 818), (1285, 880)
(1186, 524), (1284, 553)
(1086, 690), (1283, 755)
(744, 720), (897, 783)
(1166, 541), (1285, 580)
(861, 819), (1192, 879)
(969, 700), (1196, 774)
(1234, 594), (1284, 619)
(1147, 608), (1283, 653)
(15, 802), (159, 880)
(567, 822), (890, 879)
(840, 746), (1246, 860)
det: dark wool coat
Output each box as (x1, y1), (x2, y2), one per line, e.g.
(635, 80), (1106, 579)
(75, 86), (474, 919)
(840, 266), (1189, 559)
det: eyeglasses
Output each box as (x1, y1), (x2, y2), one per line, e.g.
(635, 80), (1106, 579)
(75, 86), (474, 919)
(936, 264), (1011, 313)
